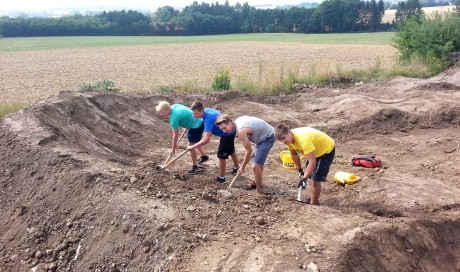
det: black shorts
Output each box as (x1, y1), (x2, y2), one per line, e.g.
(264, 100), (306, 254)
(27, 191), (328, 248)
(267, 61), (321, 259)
(187, 123), (204, 143)
(217, 133), (236, 159)
(309, 147), (335, 182)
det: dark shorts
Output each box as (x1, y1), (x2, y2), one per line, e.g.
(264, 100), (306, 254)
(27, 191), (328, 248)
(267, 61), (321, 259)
(254, 134), (275, 165)
(309, 147), (335, 182)
(217, 133), (236, 159)
(187, 123), (204, 143)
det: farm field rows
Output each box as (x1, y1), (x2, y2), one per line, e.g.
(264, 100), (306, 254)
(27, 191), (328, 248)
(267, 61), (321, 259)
(0, 33), (397, 105)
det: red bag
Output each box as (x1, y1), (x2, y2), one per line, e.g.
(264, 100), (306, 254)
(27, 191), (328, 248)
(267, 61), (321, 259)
(352, 156), (381, 168)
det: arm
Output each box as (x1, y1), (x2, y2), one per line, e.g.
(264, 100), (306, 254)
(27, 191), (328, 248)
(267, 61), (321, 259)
(303, 151), (317, 179)
(237, 128), (253, 174)
(290, 149), (302, 170)
(170, 129), (179, 155)
(187, 131), (211, 151)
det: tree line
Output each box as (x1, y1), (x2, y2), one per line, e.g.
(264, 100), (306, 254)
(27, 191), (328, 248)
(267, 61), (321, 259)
(1, 0), (451, 37)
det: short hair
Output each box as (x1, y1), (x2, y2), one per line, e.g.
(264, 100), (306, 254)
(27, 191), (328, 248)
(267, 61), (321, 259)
(191, 101), (204, 111)
(274, 123), (291, 140)
(215, 114), (233, 125)
(156, 101), (171, 112)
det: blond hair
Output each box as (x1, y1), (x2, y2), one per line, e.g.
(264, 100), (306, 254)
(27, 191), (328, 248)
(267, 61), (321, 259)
(156, 101), (171, 112)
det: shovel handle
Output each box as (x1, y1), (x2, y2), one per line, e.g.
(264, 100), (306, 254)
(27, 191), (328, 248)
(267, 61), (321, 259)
(228, 172), (241, 188)
(162, 153), (174, 167)
(162, 129), (187, 166)
(177, 129), (187, 143)
(161, 150), (189, 169)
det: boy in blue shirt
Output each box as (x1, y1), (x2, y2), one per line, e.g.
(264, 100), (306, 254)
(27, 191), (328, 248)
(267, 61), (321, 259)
(156, 101), (208, 174)
(187, 101), (240, 183)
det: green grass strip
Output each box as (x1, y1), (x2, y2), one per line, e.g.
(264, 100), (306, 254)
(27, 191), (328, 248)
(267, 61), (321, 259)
(0, 32), (395, 52)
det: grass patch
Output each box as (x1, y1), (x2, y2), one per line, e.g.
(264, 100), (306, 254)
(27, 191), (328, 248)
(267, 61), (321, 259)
(111, 58), (440, 96)
(79, 80), (120, 93)
(0, 32), (396, 52)
(0, 103), (26, 119)
(231, 59), (439, 95)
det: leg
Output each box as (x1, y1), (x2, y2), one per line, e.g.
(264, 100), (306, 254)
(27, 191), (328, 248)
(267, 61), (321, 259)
(230, 152), (239, 168)
(252, 163), (263, 195)
(310, 180), (321, 205)
(188, 142), (198, 166)
(217, 134), (236, 176)
(218, 159), (226, 177)
(197, 145), (206, 157)
(309, 147), (335, 205)
(251, 135), (274, 195)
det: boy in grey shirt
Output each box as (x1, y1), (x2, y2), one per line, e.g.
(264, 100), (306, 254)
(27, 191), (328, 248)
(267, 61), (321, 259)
(216, 114), (275, 195)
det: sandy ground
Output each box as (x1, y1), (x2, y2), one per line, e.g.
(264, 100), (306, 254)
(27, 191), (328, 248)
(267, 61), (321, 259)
(0, 42), (397, 105)
(0, 67), (459, 271)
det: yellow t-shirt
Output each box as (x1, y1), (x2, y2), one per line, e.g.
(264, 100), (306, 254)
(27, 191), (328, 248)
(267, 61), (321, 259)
(287, 127), (335, 157)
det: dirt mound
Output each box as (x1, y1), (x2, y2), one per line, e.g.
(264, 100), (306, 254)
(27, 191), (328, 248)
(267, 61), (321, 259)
(332, 107), (460, 140)
(1, 68), (460, 271)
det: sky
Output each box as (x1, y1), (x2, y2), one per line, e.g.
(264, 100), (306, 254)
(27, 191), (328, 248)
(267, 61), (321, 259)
(1, 0), (310, 12)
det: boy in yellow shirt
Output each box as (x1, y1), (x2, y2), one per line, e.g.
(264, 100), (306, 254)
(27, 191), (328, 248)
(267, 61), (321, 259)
(275, 124), (335, 205)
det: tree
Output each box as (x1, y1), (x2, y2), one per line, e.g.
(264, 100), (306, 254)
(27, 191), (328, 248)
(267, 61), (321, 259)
(153, 6), (178, 22)
(393, 12), (460, 74)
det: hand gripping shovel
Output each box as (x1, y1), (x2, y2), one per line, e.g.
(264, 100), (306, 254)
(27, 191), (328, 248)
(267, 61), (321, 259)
(297, 178), (308, 202)
(161, 150), (189, 169)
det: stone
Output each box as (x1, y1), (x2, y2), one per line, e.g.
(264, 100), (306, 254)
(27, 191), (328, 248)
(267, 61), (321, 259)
(255, 216), (266, 225)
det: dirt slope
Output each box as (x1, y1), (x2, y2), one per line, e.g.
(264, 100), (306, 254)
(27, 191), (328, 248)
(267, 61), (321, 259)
(1, 68), (460, 272)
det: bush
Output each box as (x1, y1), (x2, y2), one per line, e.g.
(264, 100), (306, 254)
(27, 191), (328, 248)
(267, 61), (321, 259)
(79, 80), (120, 93)
(212, 68), (231, 91)
(159, 85), (174, 94)
(393, 12), (460, 74)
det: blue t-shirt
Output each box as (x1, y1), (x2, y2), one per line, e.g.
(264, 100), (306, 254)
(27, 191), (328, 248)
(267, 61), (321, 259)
(170, 104), (203, 130)
(203, 108), (233, 137)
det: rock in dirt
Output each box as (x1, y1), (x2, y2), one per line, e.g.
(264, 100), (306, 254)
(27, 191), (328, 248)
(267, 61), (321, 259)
(307, 262), (319, 272)
(255, 216), (266, 225)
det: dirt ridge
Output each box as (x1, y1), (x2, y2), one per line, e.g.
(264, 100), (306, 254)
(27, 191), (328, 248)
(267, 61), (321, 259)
(1, 68), (460, 271)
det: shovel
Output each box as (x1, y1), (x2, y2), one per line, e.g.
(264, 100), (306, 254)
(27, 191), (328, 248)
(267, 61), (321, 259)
(228, 172), (241, 188)
(162, 129), (187, 167)
(297, 178), (309, 202)
(297, 186), (303, 202)
(161, 150), (189, 169)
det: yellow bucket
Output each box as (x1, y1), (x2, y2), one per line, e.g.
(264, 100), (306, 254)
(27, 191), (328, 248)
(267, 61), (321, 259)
(334, 171), (361, 186)
(280, 151), (296, 170)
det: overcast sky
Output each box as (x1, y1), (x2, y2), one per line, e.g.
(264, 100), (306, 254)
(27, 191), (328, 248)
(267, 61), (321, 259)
(1, 0), (310, 12)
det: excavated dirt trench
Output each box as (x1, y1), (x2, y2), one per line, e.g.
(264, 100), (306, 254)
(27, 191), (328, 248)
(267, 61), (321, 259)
(1, 69), (460, 271)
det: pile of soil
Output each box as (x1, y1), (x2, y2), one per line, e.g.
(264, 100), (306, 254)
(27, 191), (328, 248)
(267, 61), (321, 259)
(1, 68), (460, 272)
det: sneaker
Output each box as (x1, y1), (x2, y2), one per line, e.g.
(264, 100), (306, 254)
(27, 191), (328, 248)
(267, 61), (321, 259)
(188, 165), (199, 174)
(231, 167), (239, 175)
(215, 177), (226, 184)
(198, 155), (209, 164)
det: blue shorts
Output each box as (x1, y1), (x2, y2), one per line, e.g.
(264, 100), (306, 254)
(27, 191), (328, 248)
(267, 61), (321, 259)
(309, 147), (335, 182)
(187, 123), (204, 143)
(253, 134), (275, 165)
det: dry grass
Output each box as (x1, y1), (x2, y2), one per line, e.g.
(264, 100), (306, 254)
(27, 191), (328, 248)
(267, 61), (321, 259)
(0, 42), (397, 105)
(382, 5), (455, 23)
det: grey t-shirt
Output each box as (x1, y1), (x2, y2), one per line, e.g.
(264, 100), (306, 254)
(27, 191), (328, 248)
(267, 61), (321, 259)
(234, 116), (274, 144)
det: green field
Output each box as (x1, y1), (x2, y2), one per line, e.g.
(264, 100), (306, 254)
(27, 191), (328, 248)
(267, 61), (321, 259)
(0, 32), (396, 52)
